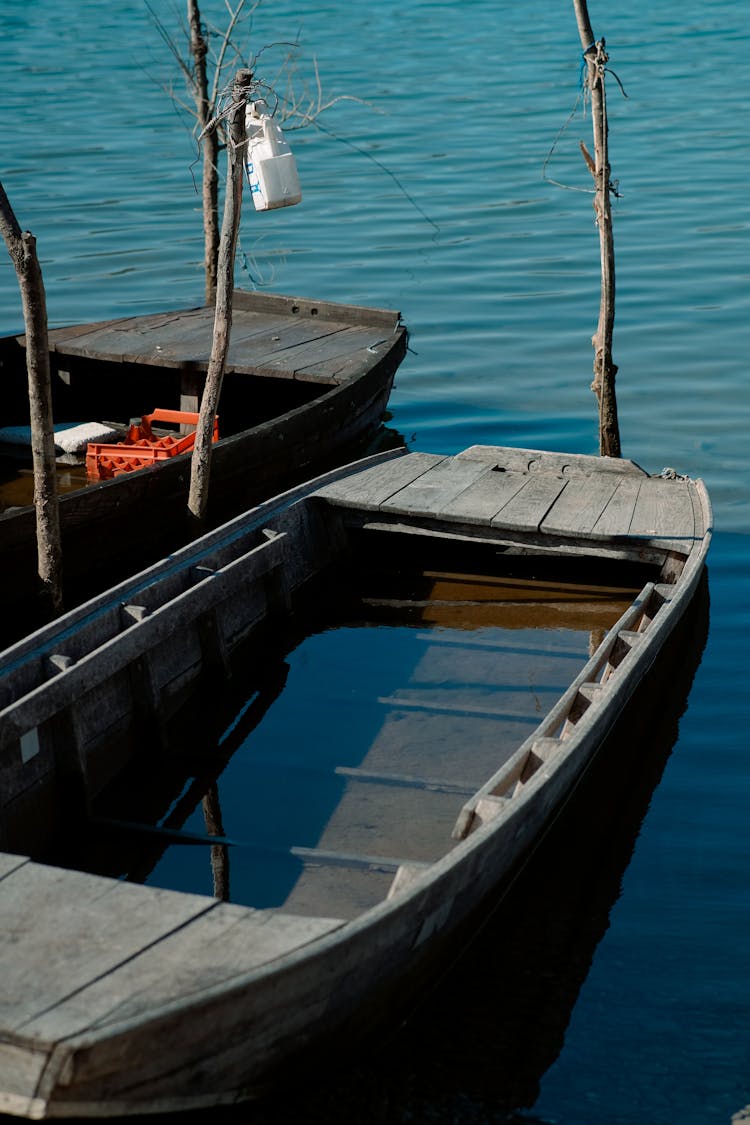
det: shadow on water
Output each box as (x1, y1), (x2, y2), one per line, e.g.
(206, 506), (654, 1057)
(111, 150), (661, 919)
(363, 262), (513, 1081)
(23, 564), (711, 1125)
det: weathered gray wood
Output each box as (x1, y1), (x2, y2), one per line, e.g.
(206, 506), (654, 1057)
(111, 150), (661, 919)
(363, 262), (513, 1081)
(189, 68), (253, 522)
(20, 901), (343, 1042)
(314, 452), (442, 509)
(232, 288), (401, 332)
(459, 445), (646, 477)
(540, 474), (621, 537)
(0, 1039), (51, 1120)
(0, 854), (28, 879)
(0, 861), (216, 1033)
(589, 476), (641, 537)
(439, 466), (529, 523)
(629, 478), (696, 539)
(44, 301), (398, 378)
(376, 456), (490, 516)
(334, 766), (475, 796)
(490, 473), (569, 532)
(255, 325), (393, 375)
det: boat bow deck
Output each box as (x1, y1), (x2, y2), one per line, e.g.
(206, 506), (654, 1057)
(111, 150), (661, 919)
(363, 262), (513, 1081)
(313, 445), (708, 554)
(42, 291), (404, 386)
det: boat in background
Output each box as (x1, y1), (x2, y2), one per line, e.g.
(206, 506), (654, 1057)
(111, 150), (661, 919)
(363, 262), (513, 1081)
(0, 289), (406, 642)
(0, 443), (711, 1118)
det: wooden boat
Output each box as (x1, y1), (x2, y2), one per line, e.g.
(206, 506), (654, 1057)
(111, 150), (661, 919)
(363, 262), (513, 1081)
(0, 289), (407, 640)
(0, 443), (711, 1119)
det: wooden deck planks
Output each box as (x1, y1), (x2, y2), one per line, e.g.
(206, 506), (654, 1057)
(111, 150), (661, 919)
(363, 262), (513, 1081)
(458, 445), (649, 478)
(540, 476), (622, 538)
(257, 325), (392, 375)
(377, 456), (491, 516)
(46, 303), (391, 381)
(53, 309), (212, 366)
(0, 862), (216, 1034)
(629, 477), (696, 540)
(19, 900), (343, 1043)
(439, 467), (530, 523)
(490, 473), (569, 533)
(316, 452), (702, 545)
(313, 452), (443, 509)
(589, 477), (642, 538)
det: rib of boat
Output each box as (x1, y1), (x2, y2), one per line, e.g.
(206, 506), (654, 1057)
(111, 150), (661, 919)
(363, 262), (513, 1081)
(0, 443), (711, 1118)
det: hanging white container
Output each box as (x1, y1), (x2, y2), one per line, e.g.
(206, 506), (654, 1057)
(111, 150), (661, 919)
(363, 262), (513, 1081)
(244, 102), (302, 211)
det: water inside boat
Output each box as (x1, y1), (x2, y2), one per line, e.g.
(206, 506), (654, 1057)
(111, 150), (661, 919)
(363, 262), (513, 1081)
(39, 546), (644, 918)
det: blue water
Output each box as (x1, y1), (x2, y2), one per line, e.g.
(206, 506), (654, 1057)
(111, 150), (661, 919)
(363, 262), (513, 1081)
(2, 1), (749, 1121)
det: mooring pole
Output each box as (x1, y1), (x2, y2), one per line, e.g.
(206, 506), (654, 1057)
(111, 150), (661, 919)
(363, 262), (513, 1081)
(0, 181), (63, 614)
(188, 68), (253, 524)
(573, 0), (621, 458)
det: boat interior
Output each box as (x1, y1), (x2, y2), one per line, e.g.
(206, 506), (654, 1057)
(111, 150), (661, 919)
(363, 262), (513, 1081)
(22, 517), (666, 920)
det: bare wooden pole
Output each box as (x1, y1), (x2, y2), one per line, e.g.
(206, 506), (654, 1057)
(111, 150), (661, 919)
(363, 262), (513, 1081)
(0, 181), (63, 615)
(187, 0), (220, 302)
(188, 68), (253, 523)
(573, 0), (621, 458)
(202, 784), (230, 900)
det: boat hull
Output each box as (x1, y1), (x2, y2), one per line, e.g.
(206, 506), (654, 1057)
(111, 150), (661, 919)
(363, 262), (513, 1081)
(0, 445), (712, 1118)
(0, 292), (406, 643)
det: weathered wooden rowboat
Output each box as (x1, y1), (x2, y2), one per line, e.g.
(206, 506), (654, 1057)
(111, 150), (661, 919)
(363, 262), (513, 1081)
(0, 443), (711, 1118)
(0, 289), (406, 639)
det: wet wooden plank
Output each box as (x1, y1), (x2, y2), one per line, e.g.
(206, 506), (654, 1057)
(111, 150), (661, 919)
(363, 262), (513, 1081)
(0, 861), (216, 1033)
(490, 474), (569, 533)
(629, 478), (696, 539)
(21, 903), (343, 1042)
(541, 475), (621, 537)
(378, 456), (491, 516)
(314, 452), (443, 510)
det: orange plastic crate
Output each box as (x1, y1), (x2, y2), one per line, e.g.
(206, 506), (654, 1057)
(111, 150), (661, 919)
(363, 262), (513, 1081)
(86, 409), (219, 480)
